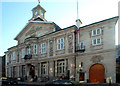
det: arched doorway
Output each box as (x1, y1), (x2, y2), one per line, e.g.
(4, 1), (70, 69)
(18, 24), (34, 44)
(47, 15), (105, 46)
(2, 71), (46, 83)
(89, 64), (105, 83)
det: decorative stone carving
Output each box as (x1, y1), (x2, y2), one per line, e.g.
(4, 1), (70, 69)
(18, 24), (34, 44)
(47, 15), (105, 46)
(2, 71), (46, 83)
(91, 55), (104, 63)
(56, 50), (65, 55)
(49, 38), (53, 56)
(68, 33), (73, 53)
(25, 26), (42, 36)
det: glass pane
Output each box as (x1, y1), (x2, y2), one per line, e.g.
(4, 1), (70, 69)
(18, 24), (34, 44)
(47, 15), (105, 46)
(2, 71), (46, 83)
(61, 43), (63, 49)
(94, 39), (96, 45)
(58, 39), (60, 43)
(97, 38), (101, 44)
(63, 66), (64, 73)
(93, 30), (96, 35)
(58, 44), (60, 49)
(81, 42), (84, 49)
(97, 29), (100, 35)
(35, 45), (36, 48)
(61, 38), (64, 43)
(60, 67), (61, 73)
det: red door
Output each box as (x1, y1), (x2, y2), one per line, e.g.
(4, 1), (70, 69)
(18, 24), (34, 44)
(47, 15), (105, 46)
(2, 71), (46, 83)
(89, 64), (105, 83)
(79, 72), (84, 81)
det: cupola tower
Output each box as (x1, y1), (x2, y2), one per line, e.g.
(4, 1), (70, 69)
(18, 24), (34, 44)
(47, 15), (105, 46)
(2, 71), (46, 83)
(30, 1), (46, 21)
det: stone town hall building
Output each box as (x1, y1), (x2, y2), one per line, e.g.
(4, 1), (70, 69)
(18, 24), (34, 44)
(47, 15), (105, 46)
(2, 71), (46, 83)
(5, 3), (118, 83)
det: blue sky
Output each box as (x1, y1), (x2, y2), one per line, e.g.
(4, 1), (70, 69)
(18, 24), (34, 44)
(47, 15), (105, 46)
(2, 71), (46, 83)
(0, 0), (119, 56)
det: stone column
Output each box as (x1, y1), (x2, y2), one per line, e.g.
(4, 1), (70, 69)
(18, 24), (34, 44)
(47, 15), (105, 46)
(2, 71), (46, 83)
(72, 32), (75, 53)
(37, 63), (41, 82)
(49, 61), (54, 80)
(39, 63), (41, 77)
(25, 65), (28, 80)
(47, 39), (50, 57)
(47, 62), (49, 76)
(64, 59), (67, 76)
(17, 66), (19, 78)
(85, 72), (87, 82)
(53, 37), (56, 56)
(35, 64), (38, 77)
(65, 34), (68, 54)
(55, 60), (57, 77)
(68, 57), (74, 80)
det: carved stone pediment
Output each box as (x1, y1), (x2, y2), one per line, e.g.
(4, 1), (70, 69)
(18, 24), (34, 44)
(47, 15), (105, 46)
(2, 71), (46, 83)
(25, 26), (42, 36)
(90, 55), (104, 63)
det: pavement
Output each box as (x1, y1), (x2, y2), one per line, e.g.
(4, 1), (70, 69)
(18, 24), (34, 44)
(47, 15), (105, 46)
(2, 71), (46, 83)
(18, 81), (46, 85)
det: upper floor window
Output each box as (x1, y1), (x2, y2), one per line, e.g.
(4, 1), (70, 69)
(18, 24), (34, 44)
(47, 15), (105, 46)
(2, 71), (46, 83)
(92, 38), (101, 45)
(41, 43), (46, 54)
(27, 47), (31, 55)
(57, 38), (64, 50)
(92, 28), (101, 36)
(33, 44), (37, 54)
(80, 42), (85, 49)
(12, 52), (16, 60)
(22, 48), (25, 58)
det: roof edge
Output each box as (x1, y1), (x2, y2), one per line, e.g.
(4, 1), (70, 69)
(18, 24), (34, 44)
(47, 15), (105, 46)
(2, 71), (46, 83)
(80, 16), (119, 28)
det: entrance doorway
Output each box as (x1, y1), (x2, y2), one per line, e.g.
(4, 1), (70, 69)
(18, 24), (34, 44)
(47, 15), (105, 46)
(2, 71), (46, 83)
(89, 64), (105, 83)
(79, 72), (84, 81)
(29, 65), (35, 79)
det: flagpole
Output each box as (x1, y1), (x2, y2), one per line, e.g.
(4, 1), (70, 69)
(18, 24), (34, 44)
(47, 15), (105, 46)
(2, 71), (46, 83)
(77, 0), (79, 20)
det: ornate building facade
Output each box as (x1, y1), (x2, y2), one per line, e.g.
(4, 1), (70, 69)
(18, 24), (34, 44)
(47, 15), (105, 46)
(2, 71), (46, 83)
(5, 3), (118, 83)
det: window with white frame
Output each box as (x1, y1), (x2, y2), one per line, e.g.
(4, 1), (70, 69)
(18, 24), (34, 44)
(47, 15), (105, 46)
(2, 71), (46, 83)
(57, 38), (64, 50)
(92, 38), (101, 45)
(80, 42), (84, 49)
(12, 52), (16, 60)
(92, 28), (101, 36)
(57, 61), (65, 74)
(41, 43), (46, 54)
(41, 63), (47, 75)
(27, 47), (31, 55)
(34, 44), (37, 54)
(22, 48), (25, 58)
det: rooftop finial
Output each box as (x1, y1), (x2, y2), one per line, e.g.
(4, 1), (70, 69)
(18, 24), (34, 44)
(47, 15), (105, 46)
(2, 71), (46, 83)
(38, 0), (40, 4)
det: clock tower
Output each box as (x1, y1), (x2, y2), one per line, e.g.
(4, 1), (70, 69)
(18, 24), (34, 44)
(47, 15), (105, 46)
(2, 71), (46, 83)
(30, 3), (46, 21)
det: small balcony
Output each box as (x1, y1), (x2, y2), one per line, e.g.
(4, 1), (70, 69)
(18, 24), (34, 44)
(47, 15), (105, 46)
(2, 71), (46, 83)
(24, 54), (32, 60)
(76, 46), (85, 52)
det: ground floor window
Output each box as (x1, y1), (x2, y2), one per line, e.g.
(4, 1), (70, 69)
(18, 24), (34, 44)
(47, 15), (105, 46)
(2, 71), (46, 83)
(11, 67), (13, 77)
(57, 61), (65, 75)
(41, 63), (47, 75)
(22, 65), (25, 77)
(13, 66), (16, 78)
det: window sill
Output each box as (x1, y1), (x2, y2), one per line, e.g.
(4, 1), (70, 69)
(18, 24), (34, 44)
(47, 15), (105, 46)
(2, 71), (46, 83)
(91, 44), (103, 50)
(92, 44), (102, 47)
(56, 49), (65, 51)
(92, 34), (101, 37)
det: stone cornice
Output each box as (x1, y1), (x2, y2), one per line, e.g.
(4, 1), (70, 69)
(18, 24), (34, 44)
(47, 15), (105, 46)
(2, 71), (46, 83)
(76, 48), (116, 56)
